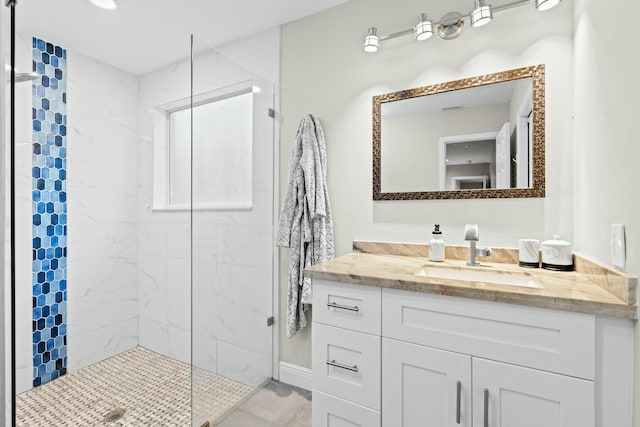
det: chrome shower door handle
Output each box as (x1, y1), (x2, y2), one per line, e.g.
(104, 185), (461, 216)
(456, 381), (462, 424)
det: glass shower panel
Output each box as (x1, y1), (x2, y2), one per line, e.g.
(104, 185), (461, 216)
(190, 35), (276, 426)
(0, 5), (8, 424)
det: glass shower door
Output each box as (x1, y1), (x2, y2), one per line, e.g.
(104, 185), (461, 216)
(190, 35), (276, 426)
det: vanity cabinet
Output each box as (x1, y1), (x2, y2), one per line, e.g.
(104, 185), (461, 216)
(311, 279), (628, 427)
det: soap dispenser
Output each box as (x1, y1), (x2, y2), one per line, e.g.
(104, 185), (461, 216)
(429, 224), (445, 262)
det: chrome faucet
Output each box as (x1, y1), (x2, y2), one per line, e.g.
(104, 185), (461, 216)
(464, 224), (492, 266)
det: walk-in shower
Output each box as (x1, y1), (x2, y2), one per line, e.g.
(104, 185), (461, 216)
(3, 1), (278, 425)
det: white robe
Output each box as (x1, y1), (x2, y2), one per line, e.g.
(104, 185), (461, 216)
(277, 113), (335, 338)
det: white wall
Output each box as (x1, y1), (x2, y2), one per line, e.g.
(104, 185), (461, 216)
(137, 29), (279, 387)
(280, 0), (574, 368)
(445, 163), (492, 190)
(572, 1), (640, 425)
(13, 33), (140, 393)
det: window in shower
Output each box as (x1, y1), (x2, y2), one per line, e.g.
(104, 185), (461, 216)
(152, 88), (253, 210)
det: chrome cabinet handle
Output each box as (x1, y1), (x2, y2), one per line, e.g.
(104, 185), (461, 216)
(327, 302), (360, 312)
(326, 359), (359, 372)
(456, 381), (462, 424)
(484, 388), (489, 427)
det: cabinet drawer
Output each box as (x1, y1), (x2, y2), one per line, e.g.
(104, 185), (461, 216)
(312, 390), (380, 427)
(382, 288), (595, 380)
(313, 279), (381, 335)
(313, 323), (381, 410)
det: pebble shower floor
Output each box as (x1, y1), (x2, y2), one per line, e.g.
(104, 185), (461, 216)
(16, 347), (254, 426)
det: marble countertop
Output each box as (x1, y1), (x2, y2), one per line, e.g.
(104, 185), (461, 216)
(304, 242), (638, 319)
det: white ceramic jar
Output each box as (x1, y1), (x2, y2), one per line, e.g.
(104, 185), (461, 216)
(541, 235), (573, 271)
(518, 239), (540, 268)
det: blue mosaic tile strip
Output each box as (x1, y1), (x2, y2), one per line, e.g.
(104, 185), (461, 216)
(31, 37), (67, 387)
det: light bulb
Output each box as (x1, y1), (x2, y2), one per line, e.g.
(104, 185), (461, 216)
(89, 0), (117, 10)
(536, 0), (561, 11)
(363, 27), (380, 53)
(414, 14), (434, 41)
(471, 0), (493, 28)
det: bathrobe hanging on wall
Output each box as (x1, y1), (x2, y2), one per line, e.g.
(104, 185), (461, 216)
(277, 113), (335, 338)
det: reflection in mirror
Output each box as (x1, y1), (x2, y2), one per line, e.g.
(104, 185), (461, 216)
(373, 65), (545, 200)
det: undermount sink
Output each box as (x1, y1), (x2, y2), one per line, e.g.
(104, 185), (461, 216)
(415, 265), (541, 288)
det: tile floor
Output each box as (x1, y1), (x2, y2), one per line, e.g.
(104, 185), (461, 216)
(16, 346), (255, 426)
(215, 380), (312, 427)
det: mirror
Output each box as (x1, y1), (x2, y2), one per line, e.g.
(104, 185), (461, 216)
(373, 65), (545, 200)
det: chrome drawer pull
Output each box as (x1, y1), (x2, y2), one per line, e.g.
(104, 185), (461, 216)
(326, 359), (359, 373)
(456, 381), (462, 424)
(327, 302), (360, 312)
(484, 388), (489, 427)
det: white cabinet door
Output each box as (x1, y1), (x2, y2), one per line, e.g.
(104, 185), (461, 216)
(473, 358), (594, 427)
(382, 338), (472, 427)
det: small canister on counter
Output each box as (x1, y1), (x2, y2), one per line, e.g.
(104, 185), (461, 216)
(541, 235), (574, 271)
(518, 239), (540, 268)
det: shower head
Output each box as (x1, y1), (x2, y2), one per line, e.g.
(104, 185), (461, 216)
(14, 72), (39, 83)
(5, 65), (39, 83)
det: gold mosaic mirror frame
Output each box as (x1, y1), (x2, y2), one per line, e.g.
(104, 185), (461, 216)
(372, 64), (546, 201)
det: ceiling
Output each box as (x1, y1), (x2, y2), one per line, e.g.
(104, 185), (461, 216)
(382, 79), (522, 117)
(15, 0), (349, 75)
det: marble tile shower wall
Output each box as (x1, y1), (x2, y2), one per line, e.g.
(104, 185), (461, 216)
(14, 33), (140, 392)
(64, 45), (139, 373)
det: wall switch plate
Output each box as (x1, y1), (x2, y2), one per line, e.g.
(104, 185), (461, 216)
(611, 224), (626, 270)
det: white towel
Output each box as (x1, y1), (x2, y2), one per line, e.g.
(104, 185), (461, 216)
(277, 113), (335, 338)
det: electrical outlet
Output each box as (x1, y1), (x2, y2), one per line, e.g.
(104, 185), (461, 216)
(611, 224), (626, 270)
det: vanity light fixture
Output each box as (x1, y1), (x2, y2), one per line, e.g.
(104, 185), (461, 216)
(535, 0), (561, 11)
(438, 12), (465, 40)
(89, 0), (118, 10)
(471, 0), (493, 28)
(363, 27), (380, 53)
(363, 0), (562, 52)
(414, 14), (434, 41)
